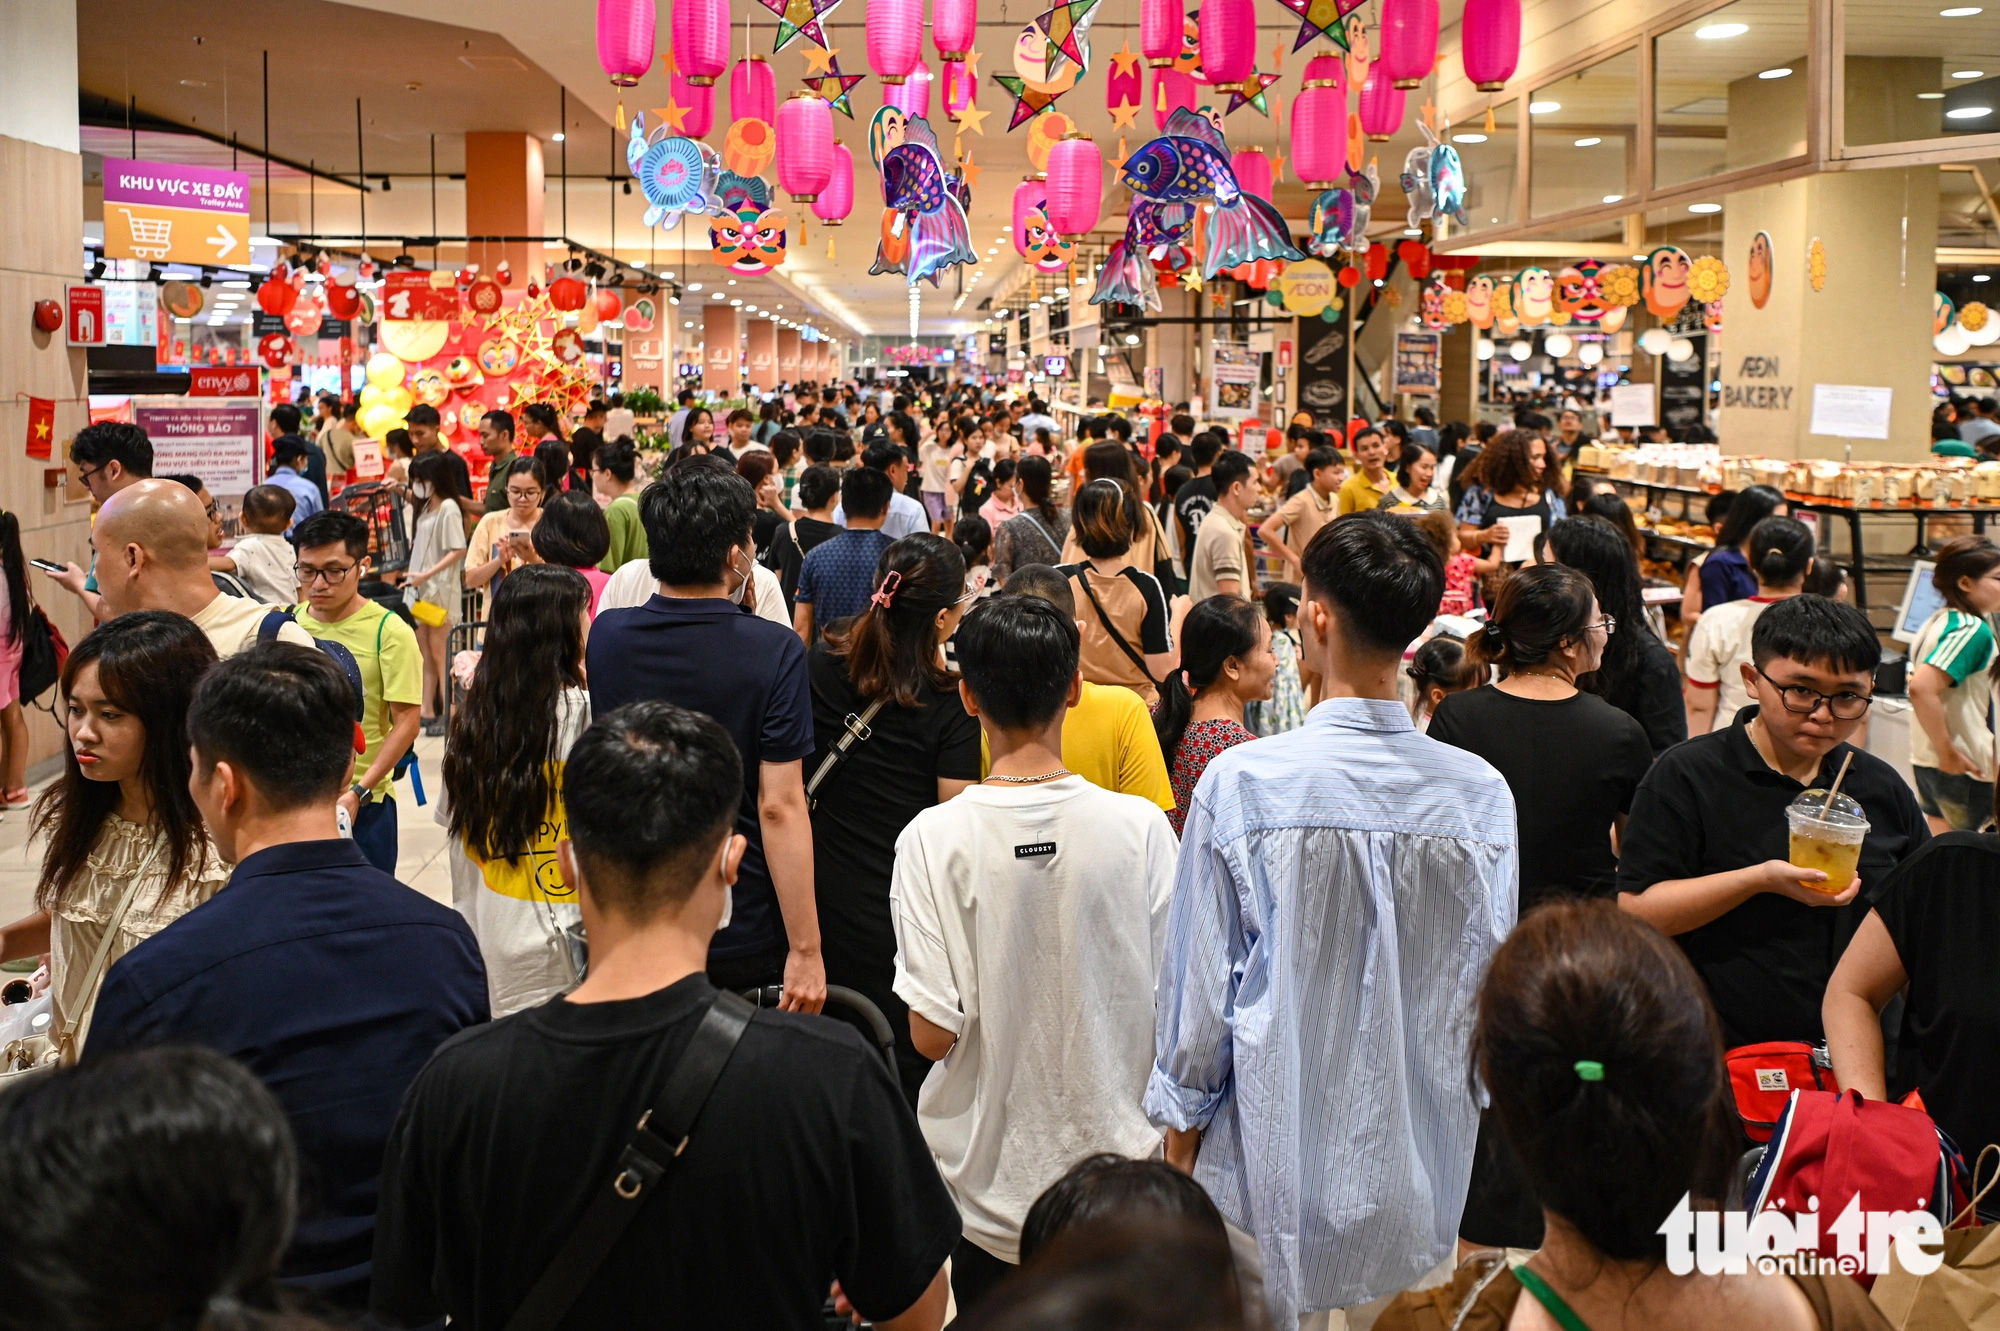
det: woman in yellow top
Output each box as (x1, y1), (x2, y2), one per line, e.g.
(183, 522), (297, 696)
(442, 565), (594, 1016)
(0, 613), (229, 1054)
(463, 456), (547, 602)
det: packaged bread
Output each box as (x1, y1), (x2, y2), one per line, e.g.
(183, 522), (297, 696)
(1976, 460), (2000, 500)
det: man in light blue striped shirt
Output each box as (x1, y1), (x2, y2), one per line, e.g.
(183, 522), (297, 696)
(1146, 513), (1519, 1329)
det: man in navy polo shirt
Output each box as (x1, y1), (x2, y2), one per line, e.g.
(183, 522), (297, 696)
(87, 643), (488, 1312)
(588, 457), (826, 1012)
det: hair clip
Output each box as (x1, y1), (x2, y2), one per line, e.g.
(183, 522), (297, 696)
(1573, 1060), (1605, 1082)
(871, 570), (903, 610)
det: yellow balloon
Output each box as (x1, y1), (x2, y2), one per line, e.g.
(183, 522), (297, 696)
(357, 402), (402, 439)
(358, 383), (385, 409)
(382, 386), (415, 415)
(365, 352), (406, 391)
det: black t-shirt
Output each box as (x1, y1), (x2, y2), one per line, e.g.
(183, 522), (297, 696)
(1595, 629), (1688, 758)
(1427, 686), (1652, 907)
(766, 516), (841, 609)
(369, 975), (960, 1330)
(1614, 708), (1930, 1047)
(1874, 831), (2000, 1170)
(1174, 475), (1218, 557)
(752, 508), (784, 559)
(806, 645), (980, 1092)
(569, 426), (605, 483)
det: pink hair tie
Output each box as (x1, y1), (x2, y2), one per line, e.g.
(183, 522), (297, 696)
(871, 570), (903, 609)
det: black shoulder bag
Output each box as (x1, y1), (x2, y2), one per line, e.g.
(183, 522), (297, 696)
(1073, 569), (1159, 688)
(502, 991), (754, 1331)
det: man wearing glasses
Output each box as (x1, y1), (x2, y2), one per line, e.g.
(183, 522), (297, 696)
(41, 420), (155, 622)
(289, 511), (422, 875)
(1617, 595), (1929, 1052)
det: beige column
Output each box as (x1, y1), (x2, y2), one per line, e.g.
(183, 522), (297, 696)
(747, 320), (778, 389)
(777, 328), (802, 383)
(703, 304), (739, 394)
(464, 133), (546, 288)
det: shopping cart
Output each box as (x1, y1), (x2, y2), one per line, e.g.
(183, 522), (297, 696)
(442, 620), (486, 735)
(116, 207), (173, 260)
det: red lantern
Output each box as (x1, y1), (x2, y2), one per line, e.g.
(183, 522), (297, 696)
(1358, 68), (1405, 141)
(1379, 0), (1439, 90)
(1045, 134), (1103, 235)
(467, 277), (504, 315)
(813, 143), (856, 226)
(731, 57), (776, 124)
(672, 0), (729, 86)
(934, 0), (978, 61)
(868, 0), (924, 84)
(594, 288), (624, 321)
(776, 91), (834, 201)
(1462, 0), (1521, 92)
(1143, 0), (1183, 67)
(1230, 148), (1272, 202)
(31, 300), (61, 333)
(324, 279), (361, 319)
(1199, 0), (1256, 87)
(549, 273), (588, 311)
(1366, 243), (1389, 280)
(256, 270), (298, 316)
(675, 72), (715, 137)
(596, 0), (654, 88)
(1292, 81), (1344, 188)
(1337, 266), (1361, 288)
(258, 333), (295, 367)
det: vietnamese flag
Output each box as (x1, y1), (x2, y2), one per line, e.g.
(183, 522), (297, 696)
(24, 397), (53, 460)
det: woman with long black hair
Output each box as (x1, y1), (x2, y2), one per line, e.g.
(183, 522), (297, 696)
(990, 454), (1070, 583)
(808, 533), (980, 1101)
(443, 564), (593, 1016)
(1546, 515), (1688, 756)
(0, 510), (31, 808)
(0, 613), (224, 1050)
(1154, 595), (1274, 837)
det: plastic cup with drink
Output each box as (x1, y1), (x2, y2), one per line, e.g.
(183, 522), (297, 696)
(1785, 787), (1868, 893)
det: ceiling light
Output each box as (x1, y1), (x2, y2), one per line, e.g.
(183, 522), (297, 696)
(1603, 193), (1624, 203)
(551, 132), (566, 142)
(1125, 334), (1141, 345)
(730, 299), (742, 306)
(1978, 274), (1993, 282)
(1452, 132), (1487, 143)
(1759, 67), (1793, 79)
(727, 279), (737, 286)
(1689, 202), (1722, 212)
(1941, 7), (1984, 15)
(688, 281), (703, 290)
(684, 320), (695, 328)
(1955, 69), (1987, 78)
(1403, 227), (1422, 235)
(1920, 91), (1948, 98)
(1528, 100), (1561, 114)
(1574, 136), (1602, 146)
(1696, 22), (1748, 37)
(1948, 104), (1994, 118)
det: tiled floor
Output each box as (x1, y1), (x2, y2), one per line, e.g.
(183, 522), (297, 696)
(0, 728), (456, 924)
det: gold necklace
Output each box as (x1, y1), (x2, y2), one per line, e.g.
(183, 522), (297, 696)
(983, 768), (1072, 784)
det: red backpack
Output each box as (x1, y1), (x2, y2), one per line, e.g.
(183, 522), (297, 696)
(1746, 1089), (1970, 1289)
(1726, 1042), (1840, 1143)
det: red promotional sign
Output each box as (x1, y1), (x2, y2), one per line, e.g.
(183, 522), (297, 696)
(380, 269), (459, 321)
(189, 366), (259, 397)
(66, 286), (106, 346)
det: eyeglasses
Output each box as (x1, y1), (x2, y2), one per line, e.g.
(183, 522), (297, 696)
(1756, 666), (1873, 721)
(505, 487), (544, 501)
(1584, 615), (1617, 635)
(295, 562), (358, 585)
(75, 463), (105, 487)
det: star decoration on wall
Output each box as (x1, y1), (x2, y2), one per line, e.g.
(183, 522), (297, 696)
(804, 56), (867, 117)
(763, 0), (845, 52)
(993, 74), (1071, 130)
(801, 43), (842, 75)
(1109, 100), (1140, 129)
(1271, 0), (1365, 51)
(1111, 40), (1141, 77)
(1226, 71), (1283, 116)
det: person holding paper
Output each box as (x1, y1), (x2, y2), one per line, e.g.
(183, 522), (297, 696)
(1453, 430), (1569, 568)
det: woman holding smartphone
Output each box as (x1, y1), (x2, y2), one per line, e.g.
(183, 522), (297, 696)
(465, 458), (547, 603)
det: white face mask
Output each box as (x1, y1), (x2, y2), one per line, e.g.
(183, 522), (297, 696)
(410, 481), (434, 501)
(725, 548), (751, 604)
(716, 837), (734, 930)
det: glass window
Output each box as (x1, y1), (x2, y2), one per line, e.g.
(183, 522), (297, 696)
(1844, 1), (2000, 147)
(1654, 0), (1811, 187)
(1446, 99), (1519, 232)
(1531, 48), (1640, 217)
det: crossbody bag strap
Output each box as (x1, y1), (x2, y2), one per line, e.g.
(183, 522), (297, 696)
(804, 696), (888, 809)
(55, 835), (168, 1060)
(1075, 569), (1158, 688)
(1511, 1267), (1593, 1331)
(503, 991), (754, 1331)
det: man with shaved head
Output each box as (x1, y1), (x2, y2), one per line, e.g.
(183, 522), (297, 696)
(93, 479), (314, 657)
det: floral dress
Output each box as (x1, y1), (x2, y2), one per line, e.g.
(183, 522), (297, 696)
(1246, 629), (1309, 738)
(1167, 717), (1257, 837)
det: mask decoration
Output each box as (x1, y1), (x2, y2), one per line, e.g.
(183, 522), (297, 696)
(1704, 299), (1724, 333)
(1512, 266), (1554, 327)
(443, 355), (482, 390)
(1421, 278), (1449, 330)
(477, 338), (521, 377)
(1022, 205), (1075, 272)
(628, 113), (723, 230)
(1464, 273), (1496, 329)
(709, 173), (790, 274)
(1643, 244), (1693, 320)
(869, 114), (976, 286)
(1555, 259), (1610, 325)
(410, 368), (449, 408)
(1748, 230), (1774, 309)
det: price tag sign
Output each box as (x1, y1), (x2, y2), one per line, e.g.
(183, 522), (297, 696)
(380, 270), (460, 322)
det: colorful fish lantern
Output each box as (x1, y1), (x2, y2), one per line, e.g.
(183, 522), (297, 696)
(627, 112), (723, 230)
(868, 111), (977, 285)
(1643, 244), (1693, 320)
(1427, 128), (1468, 227)
(1091, 199), (1195, 309)
(1118, 107), (1301, 280)
(1308, 188), (1353, 258)
(1400, 141), (1433, 231)
(709, 172), (791, 273)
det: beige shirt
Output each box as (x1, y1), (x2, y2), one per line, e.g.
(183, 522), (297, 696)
(1270, 484), (1336, 557)
(1188, 504), (1248, 602)
(226, 533), (300, 605)
(188, 588), (314, 657)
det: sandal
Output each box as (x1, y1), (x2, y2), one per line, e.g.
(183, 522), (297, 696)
(0, 789), (30, 810)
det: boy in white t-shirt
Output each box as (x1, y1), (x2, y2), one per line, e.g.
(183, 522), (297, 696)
(891, 594), (1178, 1319)
(215, 485), (300, 604)
(1685, 516), (1815, 735)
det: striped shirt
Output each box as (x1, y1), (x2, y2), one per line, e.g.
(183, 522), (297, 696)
(1144, 697), (1518, 1324)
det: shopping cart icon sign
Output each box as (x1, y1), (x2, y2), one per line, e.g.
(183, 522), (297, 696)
(117, 207), (174, 259)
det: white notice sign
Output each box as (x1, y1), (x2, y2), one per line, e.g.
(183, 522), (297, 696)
(1608, 383), (1656, 427)
(1810, 384), (1893, 440)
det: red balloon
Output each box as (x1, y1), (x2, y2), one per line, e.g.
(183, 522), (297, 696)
(324, 281), (361, 319)
(548, 274), (588, 311)
(594, 288), (624, 321)
(256, 271), (299, 317)
(1337, 266), (1361, 288)
(258, 333), (295, 368)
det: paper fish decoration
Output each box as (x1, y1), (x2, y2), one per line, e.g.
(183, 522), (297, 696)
(628, 113), (722, 230)
(1426, 126), (1468, 227)
(869, 114), (977, 286)
(1308, 164), (1374, 257)
(1119, 107), (1301, 280)
(709, 173), (789, 274)
(1091, 200), (1195, 310)
(1400, 142), (1434, 231)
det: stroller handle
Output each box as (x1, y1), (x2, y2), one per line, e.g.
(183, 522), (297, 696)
(739, 984), (898, 1070)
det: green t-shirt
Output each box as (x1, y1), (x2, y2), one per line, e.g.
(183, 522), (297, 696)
(601, 493), (649, 573)
(293, 599), (423, 801)
(1933, 439), (1979, 458)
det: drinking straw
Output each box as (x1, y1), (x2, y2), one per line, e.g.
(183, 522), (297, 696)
(1822, 751), (1855, 814)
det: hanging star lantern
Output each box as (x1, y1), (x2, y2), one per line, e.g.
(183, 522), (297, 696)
(960, 149), (983, 189)
(1181, 269), (1203, 290)
(1111, 39), (1141, 78)
(956, 102), (991, 136)
(660, 98), (691, 133)
(1110, 134), (1131, 171)
(1036, 0), (1102, 78)
(1273, 0), (1366, 52)
(993, 73), (1071, 130)
(800, 43), (842, 75)
(1109, 100), (1140, 129)
(1226, 71), (1283, 116)
(762, 0), (845, 52)
(803, 54), (866, 117)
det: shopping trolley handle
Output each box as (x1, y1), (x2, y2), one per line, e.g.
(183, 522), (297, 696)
(738, 984), (898, 1069)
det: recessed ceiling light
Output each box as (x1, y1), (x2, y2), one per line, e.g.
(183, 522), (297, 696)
(729, 299), (742, 306)
(688, 281), (703, 290)
(1977, 273), (1993, 281)
(1688, 202), (1722, 212)
(551, 132), (566, 142)
(1603, 193), (1625, 203)
(727, 279), (737, 286)
(1759, 67), (1793, 79)
(1403, 227), (1422, 235)
(1942, 7), (1983, 15)
(1574, 136), (1602, 146)
(1696, 21), (1748, 37)
(1452, 132), (1487, 143)
(1949, 105), (1995, 118)
(1956, 70), (1989, 78)
(180, 78), (208, 88)
(1920, 91), (1949, 98)
(1528, 100), (1561, 114)
(684, 320), (695, 328)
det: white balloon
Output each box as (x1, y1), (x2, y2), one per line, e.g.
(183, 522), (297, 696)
(1543, 332), (1573, 358)
(1667, 337), (1696, 362)
(1508, 340), (1533, 361)
(1578, 342), (1604, 366)
(1638, 327), (1672, 356)
(1476, 338), (1496, 360)
(1935, 324), (1972, 356)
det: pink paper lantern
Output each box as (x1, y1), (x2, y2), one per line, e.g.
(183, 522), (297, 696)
(814, 143), (856, 225)
(1304, 53), (1345, 89)
(1045, 134), (1103, 234)
(943, 60), (978, 118)
(1461, 0), (1521, 92)
(1379, 0), (1439, 90)
(674, 72), (715, 137)
(1230, 147), (1272, 201)
(1291, 79), (1344, 187)
(1358, 67), (1405, 140)
(1199, 0), (1256, 86)
(1142, 0), (1184, 67)
(731, 56), (777, 124)
(1013, 178), (1046, 255)
(934, 0), (978, 61)
(596, 0), (654, 87)
(869, 0), (925, 84)
(671, 0), (728, 85)
(1154, 67), (1197, 129)
(886, 59), (934, 117)
(775, 91), (835, 200)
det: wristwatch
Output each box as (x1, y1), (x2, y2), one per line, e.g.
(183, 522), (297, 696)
(349, 783), (370, 804)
